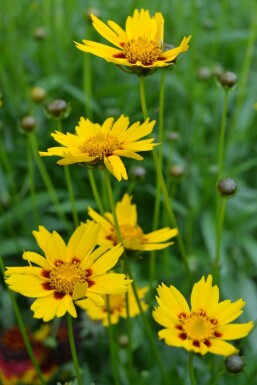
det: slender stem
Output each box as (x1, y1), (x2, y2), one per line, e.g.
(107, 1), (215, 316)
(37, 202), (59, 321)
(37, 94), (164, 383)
(213, 197), (227, 283)
(0, 257), (46, 385)
(88, 169), (104, 214)
(103, 170), (168, 385)
(217, 89), (229, 180)
(189, 353), (196, 385)
(29, 132), (70, 229)
(149, 71), (166, 290)
(153, 148), (192, 284)
(26, 135), (39, 225)
(57, 119), (79, 227)
(233, 12), (257, 126)
(67, 314), (83, 385)
(125, 291), (134, 382)
(139, 77), (148, 119)
(139, 77), (192, 284)
(106, 295), (120, 385)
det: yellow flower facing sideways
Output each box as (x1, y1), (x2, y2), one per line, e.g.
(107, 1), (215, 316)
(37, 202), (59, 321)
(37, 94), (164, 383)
(88, 193), (178, 251)
(75, 9), (191, 74)
(80, 285), (148, 326)
(153, 275), (254, 356)
(5, 222), (132, 322)
(39, 115), (156, 181)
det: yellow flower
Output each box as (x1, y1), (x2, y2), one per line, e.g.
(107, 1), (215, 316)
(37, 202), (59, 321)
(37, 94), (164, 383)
(5, 222), (132, 322)
(75, 9), (191, 75)
(88, 193), (178, 251)
(153, 275), (253, 356)
(39, 115), (156, 181)
(80, 285), (148, 326)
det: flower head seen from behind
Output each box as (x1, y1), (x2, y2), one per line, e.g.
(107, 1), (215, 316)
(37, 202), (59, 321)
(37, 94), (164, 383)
(75, 9), (191, 76)
(5, 222), (132, 322)
(88, 193), (178, 251)
(39, 115), (156, 181)
(81, 285), (148, 326)
(153, 275), (253, 356)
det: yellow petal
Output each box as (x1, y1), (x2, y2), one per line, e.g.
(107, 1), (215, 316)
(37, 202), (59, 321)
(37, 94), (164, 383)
(115, 194), (137, 225)
(91, 244), (124, 275)
(215, 322), (254, 340)
(91, 273), (132, 294)
(145, 228), (178, 243)
(207, 339), (238, 356)
(191, 275), (219, 313)
(215, 298), (246, 324)
(104, 155), (128, 181)
(66, 221), (99, 262)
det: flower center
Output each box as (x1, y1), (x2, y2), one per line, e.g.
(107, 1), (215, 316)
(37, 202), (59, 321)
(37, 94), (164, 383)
(81, 132), (121, 159)
(49, 261), (88, 295)
(179, 310), (217, 342)
(107, 223), (147, 250)
(122, 38), (162, 65)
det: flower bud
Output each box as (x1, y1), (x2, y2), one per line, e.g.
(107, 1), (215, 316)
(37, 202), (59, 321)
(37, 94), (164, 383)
(218, 71), (237, 88)
(130, 166), (146, 180)
(169, 164), (185, 178)
(167, 131), (180, 142)
(118, 334), (129, 347)
(225, 354), (244, 374)
(217, 177), (237, 197)
(20, 116), (37, 132)
(197, 67), (211, 80)
(46, 99), (69, 119)
(33, 27), (46, 40)
(31, 86), (47, 103)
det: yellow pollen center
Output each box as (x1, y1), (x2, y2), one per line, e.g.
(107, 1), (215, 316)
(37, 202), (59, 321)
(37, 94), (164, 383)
(182, 311), (216, 341)
(108, 223), (147, 250)
(49, 262), (88, 294)
(123, 38), (162, 65)
(81, 133), (121, 159)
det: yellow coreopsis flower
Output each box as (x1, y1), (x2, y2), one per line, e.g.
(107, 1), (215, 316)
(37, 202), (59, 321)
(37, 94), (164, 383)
(5, 222), (132, 322)
(88, 193), (178, 251)
(75, 9), (191, 76)
(39, 115), (156, 181)
(81, 285), (148, 326)
(153, 275), (253, 356)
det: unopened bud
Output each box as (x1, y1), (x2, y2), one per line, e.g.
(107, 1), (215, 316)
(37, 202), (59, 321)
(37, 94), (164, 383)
(20, 116), (36, 132)
(169, 164), (185, 178)
(118, 334), (129, 347)
(217, 177), (237, 197)
(130, 166), (146, 180)
(197, 67), (211, 80)
(31, 87), (47, 103)
(225, 354), (244, 374)
(167, 131), (180, 142)
(46, 99), (69, 119)
(33, 27), (46, 40)
(218, 71), (237, 88)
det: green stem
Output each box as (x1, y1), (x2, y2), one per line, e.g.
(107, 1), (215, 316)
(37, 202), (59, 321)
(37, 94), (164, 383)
(125, 291), (134, 382)
(217, 89), (229, 181)
(106, 295), (120, 385)
(139, 77), (192, 285)
(149, 71), (166, 290)
(139, 77), (148, 119)
(189, 353), (196, 385)
(233, 12), (257, 126)
(29, 132), (70, 229)
(0, 257), (46, 385)
(103, 170), (168, 385)
(88, 169), (104, 214)
(57, 120), (79, 227)
(213, 197), (227, 283)
(26, 135), (39, 226)
(67, 314), (83, 385)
